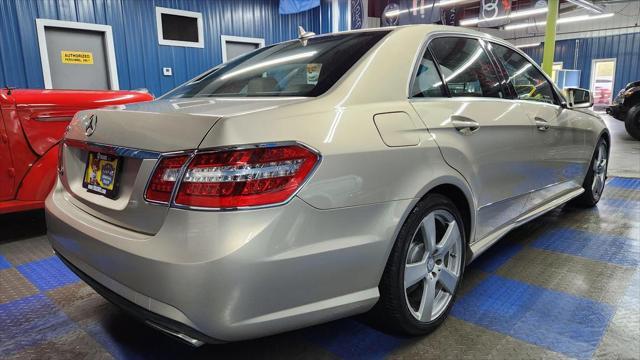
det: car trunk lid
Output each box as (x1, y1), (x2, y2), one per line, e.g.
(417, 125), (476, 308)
(59, 97), (308, 234)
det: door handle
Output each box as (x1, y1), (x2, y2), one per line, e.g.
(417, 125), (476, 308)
(451, 116), (480, 135)
(534, 117), (550, 131)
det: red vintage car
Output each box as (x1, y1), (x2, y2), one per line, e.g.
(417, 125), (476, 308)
(0, 88), (153, 214)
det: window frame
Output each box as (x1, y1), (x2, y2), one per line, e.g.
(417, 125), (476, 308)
(409, 34), (510, 100)
(155, 6), (204, 48)
(410, 45), (450, 98)
(408, 32), (566, 107)
(485, 40), (565, 106)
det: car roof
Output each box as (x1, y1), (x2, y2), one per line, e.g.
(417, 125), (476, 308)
(338, 24), (494, 39)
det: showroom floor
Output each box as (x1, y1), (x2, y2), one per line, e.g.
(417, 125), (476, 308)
(1, 117), (638, 360)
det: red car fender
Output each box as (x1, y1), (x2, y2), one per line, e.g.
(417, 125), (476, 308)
(16, 143), (60, 202)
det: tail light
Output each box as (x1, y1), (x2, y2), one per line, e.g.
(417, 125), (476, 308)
(145, 155), (189, 203)
(144, 144), (319, 209)
(175, 144), (319, 209)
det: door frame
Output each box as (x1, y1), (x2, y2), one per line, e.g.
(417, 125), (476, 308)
(36, 19), (119, 90)
(220, 35), (264, 62)
(589, 57), (616, 103)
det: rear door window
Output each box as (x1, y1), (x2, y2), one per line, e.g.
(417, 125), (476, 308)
(411, 49), (446, 97)
(490, 43), (558, 105)
(428, 37), (504, 98)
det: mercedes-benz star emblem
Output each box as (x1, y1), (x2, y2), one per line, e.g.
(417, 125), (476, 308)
(85, 114), (97, 136)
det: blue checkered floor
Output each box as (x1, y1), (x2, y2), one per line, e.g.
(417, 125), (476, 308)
(1, 177), (639, 359)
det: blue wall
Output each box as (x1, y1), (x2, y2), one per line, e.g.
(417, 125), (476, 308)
(522, 32), (640, 95)
(0, 0), (335, 96)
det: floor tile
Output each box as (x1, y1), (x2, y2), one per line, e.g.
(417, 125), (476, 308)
(593, 271), (640, 359)
(451, 275), (614, 359)
(47, 282), (111, 324)
(0, 255), (11, 269)
(470, 238), (524, 273)
(531, 227), (639, 267)
(0, 236), (54, 266)
(608, 177), (640, 190)
(0, 294), (77, 357)
(0, 268), (39, 304)
(5, 329), (113, 360)
(389, 317), (568, 360)
(302, 318), (407, 360)
(17, 256), (80, 291)
(497, 248), (635, 304)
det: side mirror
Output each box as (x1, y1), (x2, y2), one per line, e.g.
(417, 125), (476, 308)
(565, 87), (593, 109)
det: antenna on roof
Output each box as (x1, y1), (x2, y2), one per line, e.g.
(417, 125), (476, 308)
(297, 26), (315, 46)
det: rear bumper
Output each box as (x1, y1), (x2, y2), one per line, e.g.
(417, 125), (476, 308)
(606, 103), (627, 120)
(56, 251), (218, 346)
(46, 180), (410, 342)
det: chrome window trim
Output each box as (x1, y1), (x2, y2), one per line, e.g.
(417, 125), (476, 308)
(485, 40), (565, 107)
(408, 32), (506, 100)
(407, 31), (567, 106)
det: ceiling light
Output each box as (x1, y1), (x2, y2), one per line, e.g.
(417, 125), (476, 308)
(504, 13), (614, 30)
(460, 7), (548, 26)
(515, 42), (541, 48)
(566, 0), (605, 13)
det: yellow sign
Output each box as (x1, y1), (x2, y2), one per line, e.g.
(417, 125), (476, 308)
(61, 51), (94, 64)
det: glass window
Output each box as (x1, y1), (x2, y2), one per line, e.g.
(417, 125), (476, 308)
(491, 43), (557, 104)
(156, 7), (204, 48)
(411, 49), (445, 97)
(163, 31), (390, 98)
(161, 14), (199, 42)
(428, 37), (504, 98)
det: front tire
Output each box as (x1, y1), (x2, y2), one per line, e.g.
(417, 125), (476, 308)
(574, 137), (608, 207)
(377, 194), (465, 335)
(625, 105), (640, 140)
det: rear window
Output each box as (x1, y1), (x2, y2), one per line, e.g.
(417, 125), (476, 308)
(164, 31), (390, 98)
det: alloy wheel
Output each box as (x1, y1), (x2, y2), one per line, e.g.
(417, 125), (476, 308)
(404, 209), (463, 322)
(591, 142), (608, 199)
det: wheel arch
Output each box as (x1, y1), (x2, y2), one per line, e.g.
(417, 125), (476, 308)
(380, 174), (477, 281)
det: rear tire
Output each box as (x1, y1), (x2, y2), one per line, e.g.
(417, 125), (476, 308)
(376, 194), (465, 335)
(625, 105), (640, 140)
(573, 137), (608, 207)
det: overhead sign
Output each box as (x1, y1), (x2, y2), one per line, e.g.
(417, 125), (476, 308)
(351, 0), (364, 29)
(61, 51), (94, 65)
(478, 0), (512, 27)
(441, 6), (462, 26)
(382, 1), (440, 26)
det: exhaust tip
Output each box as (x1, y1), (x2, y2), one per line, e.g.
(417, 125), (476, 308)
(145, 321), (206, 347)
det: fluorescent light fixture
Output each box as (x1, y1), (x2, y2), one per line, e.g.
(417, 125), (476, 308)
(515, 42), (541, 48)
(384, 0), (469, 18)
(460, 7), (548, 26)
(504, 13), (614, 30)
(566, 0), (604, 13)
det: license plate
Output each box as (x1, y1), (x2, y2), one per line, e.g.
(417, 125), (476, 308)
(82, 152), (121, 199)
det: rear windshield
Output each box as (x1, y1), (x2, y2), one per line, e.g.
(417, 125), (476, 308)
(163, 31), (390, 98)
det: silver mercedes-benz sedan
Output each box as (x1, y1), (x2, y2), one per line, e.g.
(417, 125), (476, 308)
(46, 25), (609, 345)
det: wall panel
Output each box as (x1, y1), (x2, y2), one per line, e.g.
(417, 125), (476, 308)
(0, 0), (331, 96)
(522, 32), (640, 95)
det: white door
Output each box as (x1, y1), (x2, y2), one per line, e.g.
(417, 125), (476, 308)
(37, 19), (119, 90)
(590, 59), (616, 107)
(410, 37), (539, 240)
